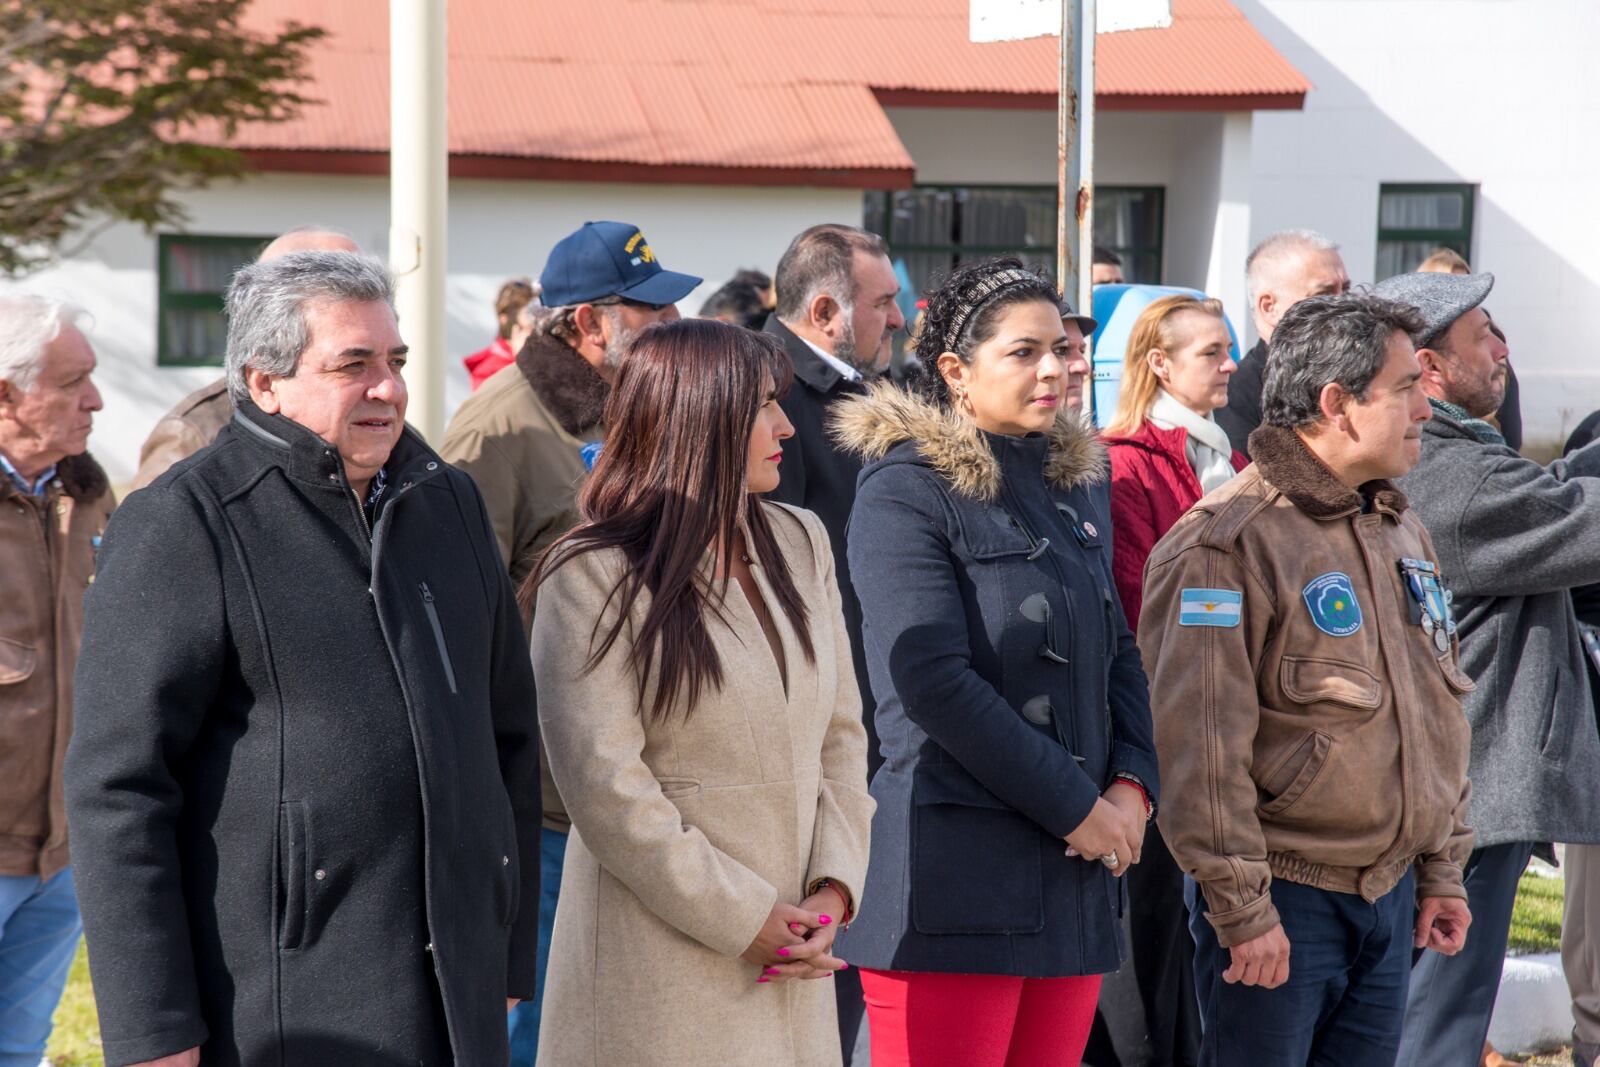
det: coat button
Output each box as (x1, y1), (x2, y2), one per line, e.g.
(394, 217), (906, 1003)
(502, 855), (510, 866)
(1021, 695), (1053, 725)
(424, 942), (434, 953)
(314, 868), (326, 881)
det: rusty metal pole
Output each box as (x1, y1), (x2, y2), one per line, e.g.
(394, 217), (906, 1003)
(1058, 0), (1097, 416)
(1078, 0), (1097, 417)
(1056, 0), (1079, 300)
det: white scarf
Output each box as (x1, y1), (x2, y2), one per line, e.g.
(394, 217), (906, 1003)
(1148, 389), (1236, 493)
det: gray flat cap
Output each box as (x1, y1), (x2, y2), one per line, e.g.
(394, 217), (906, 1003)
(1371, 271), (1494, 348)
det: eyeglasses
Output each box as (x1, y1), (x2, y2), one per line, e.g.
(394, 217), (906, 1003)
(588, 295), (672, 313)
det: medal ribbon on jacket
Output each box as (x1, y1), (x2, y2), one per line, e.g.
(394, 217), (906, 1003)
(1398, 557), (1455, 652)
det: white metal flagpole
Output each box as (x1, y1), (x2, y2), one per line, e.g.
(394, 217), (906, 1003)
(390, 0), (448, 442)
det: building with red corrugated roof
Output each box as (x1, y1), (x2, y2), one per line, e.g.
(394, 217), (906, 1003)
(35, 0), (1600, 480)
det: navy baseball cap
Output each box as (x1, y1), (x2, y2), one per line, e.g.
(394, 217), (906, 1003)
(539, 221), (702, 308)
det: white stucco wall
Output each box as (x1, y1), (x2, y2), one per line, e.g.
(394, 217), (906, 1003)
(23, 174), (862, 484)
(1239, 0), (1600, 446)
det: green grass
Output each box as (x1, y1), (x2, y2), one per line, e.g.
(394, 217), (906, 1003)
(47, 941), (101, 1067)
(1509, 870), (1565, 955)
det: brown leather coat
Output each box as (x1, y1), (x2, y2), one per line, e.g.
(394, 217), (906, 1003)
(0, 453), (114, 877)
(1138, 426), (1473, 948)
(131, 377), (234, 491)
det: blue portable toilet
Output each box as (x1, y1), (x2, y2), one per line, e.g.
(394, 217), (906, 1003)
(1087, 284), (1242, 427)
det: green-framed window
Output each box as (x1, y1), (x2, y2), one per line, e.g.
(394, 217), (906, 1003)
(1096, 186), (1165, 285)
(157, 234), (272, 366)
(1376, 184), (1475, 280)
(862, 184), (1165, 299)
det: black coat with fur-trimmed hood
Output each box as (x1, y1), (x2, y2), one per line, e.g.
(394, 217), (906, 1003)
(830, 383), (1158, 977)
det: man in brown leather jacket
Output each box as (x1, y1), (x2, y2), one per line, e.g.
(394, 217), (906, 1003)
(0, 293), (114, 1063)
(1139, 292), (1474, 1066)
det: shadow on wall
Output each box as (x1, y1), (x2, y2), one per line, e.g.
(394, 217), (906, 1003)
(1232, 0), (1600, 454)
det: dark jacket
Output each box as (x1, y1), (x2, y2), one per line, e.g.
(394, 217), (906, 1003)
(1397, 408), (1600, 847)
(66, 400), (540, 1067)
(763, 314), (877, 766)
(832, 384), (1158, 977)
(1104, 421), (1247, 633)
(1216, 338), (1267, 458)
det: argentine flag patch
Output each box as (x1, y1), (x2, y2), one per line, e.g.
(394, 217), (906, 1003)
(1179, 588), (1242, 628)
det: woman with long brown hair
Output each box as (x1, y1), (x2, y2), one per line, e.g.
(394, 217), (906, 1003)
(526, 318), (874, 1066)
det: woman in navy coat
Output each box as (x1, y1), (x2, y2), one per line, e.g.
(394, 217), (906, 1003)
(832, 259), (1159, 1067)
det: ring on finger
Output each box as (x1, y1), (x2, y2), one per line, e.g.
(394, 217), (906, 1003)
(1100, 852), (1120, 868)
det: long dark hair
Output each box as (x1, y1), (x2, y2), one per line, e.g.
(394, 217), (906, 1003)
(523, 318), (816, 722)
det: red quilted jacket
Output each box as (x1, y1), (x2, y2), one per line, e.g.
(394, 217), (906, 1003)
(1104, 420), (1248, 633)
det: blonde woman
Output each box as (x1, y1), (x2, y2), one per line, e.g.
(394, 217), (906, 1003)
(1097, 294), (1245, 1067)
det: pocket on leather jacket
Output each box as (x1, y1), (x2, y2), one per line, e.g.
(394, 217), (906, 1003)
(909, 763), (1044, 935)
(1257, 731), (1333, 817)
(1280, 656), (1381, 710)
(0, 636), (36, 685)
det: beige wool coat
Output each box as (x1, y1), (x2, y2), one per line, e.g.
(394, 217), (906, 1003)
(531, 502), (874, 1067)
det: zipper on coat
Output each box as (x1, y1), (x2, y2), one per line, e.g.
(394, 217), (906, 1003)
(349, 487), (372, 542)
(418, 582), (458, 694)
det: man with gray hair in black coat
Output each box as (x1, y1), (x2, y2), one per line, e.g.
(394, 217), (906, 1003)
(1379, 269), (1600, 1067)
(67, 251), (540, 1067)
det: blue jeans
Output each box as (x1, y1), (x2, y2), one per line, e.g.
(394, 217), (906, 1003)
(1394, 841), (1534, 1067)
(1189, 871), (1414, 1066)
(0, 868), (81, 1067)
(507, 828), (566, 1067)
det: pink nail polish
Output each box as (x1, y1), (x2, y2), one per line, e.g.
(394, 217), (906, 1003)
(838, 962), (850, 970)
(757, 977), (770, 984)
(819, 915), (832, 925)
(765, 967), (780, 975)
(777, 947), (789, 957)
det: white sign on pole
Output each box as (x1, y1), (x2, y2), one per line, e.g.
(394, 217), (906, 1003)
(970, 0), (1169, 43)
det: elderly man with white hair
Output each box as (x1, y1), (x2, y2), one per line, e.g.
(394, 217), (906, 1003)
(0, 293), (113, 1067)
(67, 251), (540, 1067)
(1217, 229), (1351, 457)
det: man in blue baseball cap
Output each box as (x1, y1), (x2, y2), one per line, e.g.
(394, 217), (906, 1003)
(440, 219), (699, 1067)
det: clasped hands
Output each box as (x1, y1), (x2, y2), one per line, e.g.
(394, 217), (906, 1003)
(741, 888), (849, 983)
(1063, 781), (1147, 876)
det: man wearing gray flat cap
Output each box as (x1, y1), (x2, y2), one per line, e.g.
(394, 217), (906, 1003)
(1377, 269), (1600, 1067)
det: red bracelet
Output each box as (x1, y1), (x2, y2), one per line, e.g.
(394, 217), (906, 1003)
(1112, 775), (1154, 820)
(812, 880), (852, 925)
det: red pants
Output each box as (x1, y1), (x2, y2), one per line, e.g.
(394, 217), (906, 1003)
(859, 967), (1102, 1067)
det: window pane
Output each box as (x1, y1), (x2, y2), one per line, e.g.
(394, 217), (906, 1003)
(1379, 191), (1465, 231)
(1095, 189), (1160, 249)
(162, 240), (261, 294)
(1095, 187), (1164, 284)
(161, 307), (229, 365)
(1377, 239), (1472, 280)
(888, 189), (957, 247)
(960, 189), (1056, 250)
